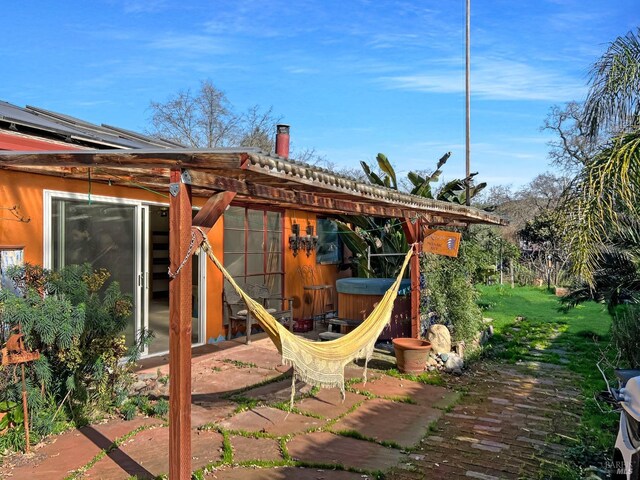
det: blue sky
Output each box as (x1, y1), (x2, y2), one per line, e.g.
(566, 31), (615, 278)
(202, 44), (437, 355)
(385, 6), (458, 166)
(3, 1), (638, 187)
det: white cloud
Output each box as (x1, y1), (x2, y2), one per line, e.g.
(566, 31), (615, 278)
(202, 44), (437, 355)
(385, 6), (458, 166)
(147, 34), (228, 55)
(122, 0), (168, 14)
(380, 56), (587, 102)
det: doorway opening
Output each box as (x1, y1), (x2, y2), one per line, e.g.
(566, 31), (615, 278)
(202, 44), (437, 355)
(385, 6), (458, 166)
(145, 205), (202, 355)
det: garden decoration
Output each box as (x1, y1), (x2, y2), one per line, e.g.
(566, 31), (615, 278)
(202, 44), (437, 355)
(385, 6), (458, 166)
(1, 324), (40, 452)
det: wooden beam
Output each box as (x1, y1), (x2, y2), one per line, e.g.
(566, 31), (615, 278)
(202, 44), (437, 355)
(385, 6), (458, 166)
(169, 168), (193, 480)
(0, 149), (243, 169)
(402, 219), (421, 339)
(192, 191), (236, 232)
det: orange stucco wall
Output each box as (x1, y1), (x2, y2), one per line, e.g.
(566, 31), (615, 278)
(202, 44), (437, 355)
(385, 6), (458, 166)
(283, 209), (340, 319)
(0, 170), (342, 343)
(0, 169), (225, 342)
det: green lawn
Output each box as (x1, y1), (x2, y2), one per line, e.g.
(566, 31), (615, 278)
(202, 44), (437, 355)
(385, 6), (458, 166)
(477, 285), (617, 477)
(477, 285), (610, 337)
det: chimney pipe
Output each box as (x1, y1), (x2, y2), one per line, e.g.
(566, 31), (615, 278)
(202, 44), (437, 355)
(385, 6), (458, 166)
(275, 124), (290, 158)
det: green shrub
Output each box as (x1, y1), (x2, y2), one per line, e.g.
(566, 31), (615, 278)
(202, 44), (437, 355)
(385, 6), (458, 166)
(153, 398), (169, 417)
(120, 400), (137, 421)
(0, 262), (140, 449)
(421, 242), (484, 342)
(612, 305), (640, 368)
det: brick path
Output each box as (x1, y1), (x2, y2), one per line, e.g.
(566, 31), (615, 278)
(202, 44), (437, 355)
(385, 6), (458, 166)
(387, 359), (583, 480)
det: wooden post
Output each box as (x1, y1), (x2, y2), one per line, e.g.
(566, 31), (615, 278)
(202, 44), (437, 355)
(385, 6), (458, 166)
(402, 220), (421, 339)
(21, 364), (30, 453)
(169, 169), (193, 480)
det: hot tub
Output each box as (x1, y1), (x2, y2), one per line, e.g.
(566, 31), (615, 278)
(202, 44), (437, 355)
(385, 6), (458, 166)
(336, 277), (412, 340)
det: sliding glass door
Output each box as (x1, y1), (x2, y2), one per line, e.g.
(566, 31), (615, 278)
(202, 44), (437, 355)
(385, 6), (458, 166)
(47, 193), (204, 356)
(50, 197), (139, 345)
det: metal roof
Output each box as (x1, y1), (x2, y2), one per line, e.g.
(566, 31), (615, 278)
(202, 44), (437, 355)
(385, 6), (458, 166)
(0, 101), (181, 150)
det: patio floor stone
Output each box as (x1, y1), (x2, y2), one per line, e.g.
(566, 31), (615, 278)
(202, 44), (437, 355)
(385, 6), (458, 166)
(218, 406), (327, 436)
(229, 435), (283, 463)
(331, 398), (443, 448)
(191, 366), (282, 396)
(191, 400), (237, 427)
(237, 377), (312, 402)
(351, 375), (456, 407)
(287, 431), (405, 471)
(206, 466), (368, 479)
(210, 340), (286, 370)
(84, 426), (223, 479)
(294, 388), (367, 419)
(0, 416), (162, 479)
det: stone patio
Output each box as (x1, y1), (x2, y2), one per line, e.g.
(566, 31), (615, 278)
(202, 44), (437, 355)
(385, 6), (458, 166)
(0, 333), (583, 479)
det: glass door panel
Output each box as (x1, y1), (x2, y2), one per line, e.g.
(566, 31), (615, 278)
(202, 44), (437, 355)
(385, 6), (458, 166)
(51, 198), (138, 346)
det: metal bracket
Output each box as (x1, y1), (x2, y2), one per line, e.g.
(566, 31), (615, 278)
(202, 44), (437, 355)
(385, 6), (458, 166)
(181, 170), (192, 185)
(169, 183), (180, 197)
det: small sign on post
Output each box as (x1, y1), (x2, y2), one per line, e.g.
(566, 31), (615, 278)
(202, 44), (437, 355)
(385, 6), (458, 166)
(422, 229), (461, 257)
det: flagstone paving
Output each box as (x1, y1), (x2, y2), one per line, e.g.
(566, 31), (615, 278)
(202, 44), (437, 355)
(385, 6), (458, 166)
(0, 335), (584, 479)
(330, 398), (442, 449)
(218, 406), (328, 436)
(0, 416), (163, 479)
(206, 466), (367, 479)
(83, 427), (223, 479)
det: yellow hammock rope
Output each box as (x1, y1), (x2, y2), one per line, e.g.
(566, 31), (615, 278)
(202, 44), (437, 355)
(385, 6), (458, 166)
(197, 228), (413, 403)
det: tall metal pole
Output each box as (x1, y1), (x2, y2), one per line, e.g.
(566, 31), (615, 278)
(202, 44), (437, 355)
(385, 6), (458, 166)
(465, 0), (471, 206)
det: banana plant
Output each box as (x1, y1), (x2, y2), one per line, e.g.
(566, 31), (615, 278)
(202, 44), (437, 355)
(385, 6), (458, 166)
(406, 152), (451, 197)
(437, 172), (487, 205)
(339, 152), (485, 278)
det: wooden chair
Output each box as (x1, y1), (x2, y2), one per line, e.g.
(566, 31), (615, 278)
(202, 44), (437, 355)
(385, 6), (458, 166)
(249, 284), (294, 343)
(223, 282), (249, 342)
(223, 282), (293, 344)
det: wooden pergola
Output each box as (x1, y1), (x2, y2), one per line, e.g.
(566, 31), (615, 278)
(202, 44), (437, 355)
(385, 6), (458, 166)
(0, 147), (505, 479)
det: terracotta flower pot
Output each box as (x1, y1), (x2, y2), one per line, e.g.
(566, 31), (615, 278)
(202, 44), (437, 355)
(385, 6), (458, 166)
(392, 338), (432, 374)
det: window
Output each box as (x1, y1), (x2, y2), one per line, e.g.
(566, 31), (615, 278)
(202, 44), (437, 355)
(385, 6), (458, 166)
(223, 206), (283, 303)
(316, 218), (342, 264)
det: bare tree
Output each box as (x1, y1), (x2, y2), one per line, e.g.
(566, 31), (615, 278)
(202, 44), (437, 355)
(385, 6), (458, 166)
(542, 101), (599, 173)
(149, 80), (281, 152)
(149, 80), (239, 147)
(238, 105), (282, 152)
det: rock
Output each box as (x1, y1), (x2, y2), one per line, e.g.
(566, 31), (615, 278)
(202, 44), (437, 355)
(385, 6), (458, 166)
(130, 380), (147, 392)
(426, 356), (439, 367)
(452, 341), (465, 359)
(136, 373), (157, 382)
(427, 366), (436, 372)
(426, 324), (451, 354)
(482, 317), (493, 324)
(487, 325), (494, 337)
(440, 353), (449, 362)
(444, 354), (464, 374)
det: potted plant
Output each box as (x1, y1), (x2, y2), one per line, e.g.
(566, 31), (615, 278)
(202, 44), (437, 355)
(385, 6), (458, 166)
(392, 337), (432, 374)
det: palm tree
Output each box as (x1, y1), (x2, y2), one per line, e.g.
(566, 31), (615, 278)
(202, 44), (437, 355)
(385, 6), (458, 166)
(565, 29), (640, 282)
(583, 29), (640, 139)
